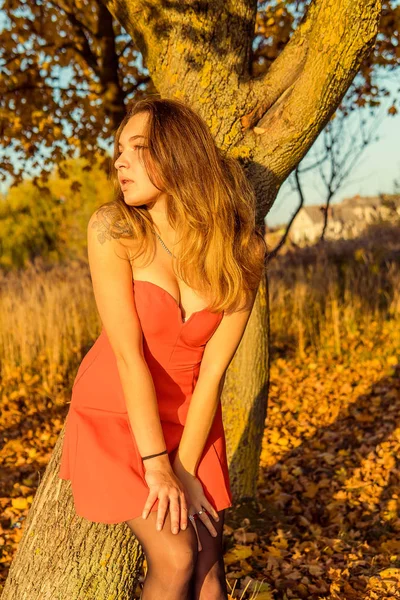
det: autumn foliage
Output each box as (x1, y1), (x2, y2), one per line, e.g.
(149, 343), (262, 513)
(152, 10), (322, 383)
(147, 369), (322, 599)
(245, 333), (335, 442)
(0, 155), (111, 271)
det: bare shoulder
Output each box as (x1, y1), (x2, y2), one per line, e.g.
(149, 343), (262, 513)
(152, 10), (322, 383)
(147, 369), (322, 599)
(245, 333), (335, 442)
(86, 205), (144, 362)
(88, 203), (132, 246)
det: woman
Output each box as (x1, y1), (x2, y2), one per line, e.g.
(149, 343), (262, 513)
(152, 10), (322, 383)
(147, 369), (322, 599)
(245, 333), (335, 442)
(59, 97), (266, 599)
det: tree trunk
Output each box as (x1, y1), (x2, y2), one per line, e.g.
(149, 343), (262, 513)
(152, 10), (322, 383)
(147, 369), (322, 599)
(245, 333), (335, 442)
(222, 272), (270, 500)
(1, 429), (144, 599)
(3, 0), (380, 597)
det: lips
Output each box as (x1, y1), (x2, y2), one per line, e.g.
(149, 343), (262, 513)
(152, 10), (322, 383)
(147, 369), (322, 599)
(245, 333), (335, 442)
(120, 177), (134, 190)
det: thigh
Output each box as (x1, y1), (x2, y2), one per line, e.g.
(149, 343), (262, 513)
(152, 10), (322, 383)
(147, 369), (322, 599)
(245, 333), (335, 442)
(194, 509), (226, 575)
(125, 509), (199, 570)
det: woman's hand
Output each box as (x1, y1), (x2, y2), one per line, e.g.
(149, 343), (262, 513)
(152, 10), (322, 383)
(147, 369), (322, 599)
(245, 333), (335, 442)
(141, 459), (188, 535)
(172, 457), (220, 551)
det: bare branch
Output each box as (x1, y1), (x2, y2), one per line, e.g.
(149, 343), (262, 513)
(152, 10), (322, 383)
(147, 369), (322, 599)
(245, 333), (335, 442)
(267, 167), (306, 261)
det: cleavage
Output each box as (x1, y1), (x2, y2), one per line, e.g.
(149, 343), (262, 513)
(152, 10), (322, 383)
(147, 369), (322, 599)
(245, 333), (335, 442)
(132, 272), (207, 321)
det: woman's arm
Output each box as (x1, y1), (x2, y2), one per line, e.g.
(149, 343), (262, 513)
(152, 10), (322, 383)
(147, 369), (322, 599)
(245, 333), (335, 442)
(174, 285), (259, 475)
(87, 207), (170, 472)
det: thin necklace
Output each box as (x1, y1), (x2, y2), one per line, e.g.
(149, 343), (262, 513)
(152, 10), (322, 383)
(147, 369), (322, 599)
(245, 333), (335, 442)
(154, 231), (190, 321)
(154, 231), (177, 259)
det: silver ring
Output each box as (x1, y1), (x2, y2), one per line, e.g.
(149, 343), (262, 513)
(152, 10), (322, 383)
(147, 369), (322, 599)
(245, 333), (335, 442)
(188, 514), (195, 522)
(197, 509), (204, 515)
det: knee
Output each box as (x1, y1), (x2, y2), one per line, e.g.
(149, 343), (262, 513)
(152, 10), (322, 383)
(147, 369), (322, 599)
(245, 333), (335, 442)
(151, 540), (198, 585)
(169, 544), (198, 578)
(193, 560), (227, 599)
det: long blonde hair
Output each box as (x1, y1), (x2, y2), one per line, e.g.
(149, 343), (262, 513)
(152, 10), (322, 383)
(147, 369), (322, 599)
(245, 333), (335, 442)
(105, 96), (266, 314)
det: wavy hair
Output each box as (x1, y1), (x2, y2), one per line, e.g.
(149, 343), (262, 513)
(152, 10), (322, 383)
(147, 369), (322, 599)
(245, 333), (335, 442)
(105, 96), (267, 314)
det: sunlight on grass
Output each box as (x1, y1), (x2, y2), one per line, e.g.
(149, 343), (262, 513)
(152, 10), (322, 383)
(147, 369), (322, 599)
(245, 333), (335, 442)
(0, 258), (100, 387)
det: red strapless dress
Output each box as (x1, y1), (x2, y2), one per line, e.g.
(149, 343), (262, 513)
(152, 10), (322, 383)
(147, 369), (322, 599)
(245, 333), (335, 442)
(59, 280), (233, 524)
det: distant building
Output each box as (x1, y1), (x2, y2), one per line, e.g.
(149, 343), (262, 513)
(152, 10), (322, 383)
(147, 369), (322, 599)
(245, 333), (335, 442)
(289, 194), (400, 243)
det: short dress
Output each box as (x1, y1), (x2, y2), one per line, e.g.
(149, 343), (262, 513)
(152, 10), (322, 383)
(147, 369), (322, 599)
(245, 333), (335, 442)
(59, 279), (233, 524)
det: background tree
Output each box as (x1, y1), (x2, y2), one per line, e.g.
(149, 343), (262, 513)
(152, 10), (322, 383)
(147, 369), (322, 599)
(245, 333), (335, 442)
(0, 155), (109, 269)
(1, 0), (383, 598)
(268, 92), (388, 258)
(0, 0), (155, 187)
(0, 0), (398, 188)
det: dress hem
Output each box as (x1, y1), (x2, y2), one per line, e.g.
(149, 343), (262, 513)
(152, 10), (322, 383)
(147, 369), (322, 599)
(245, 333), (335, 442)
(58, 474), (232, 525)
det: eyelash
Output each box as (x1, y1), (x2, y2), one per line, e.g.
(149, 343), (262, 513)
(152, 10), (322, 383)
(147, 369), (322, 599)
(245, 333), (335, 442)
(117, 145), (145, 157)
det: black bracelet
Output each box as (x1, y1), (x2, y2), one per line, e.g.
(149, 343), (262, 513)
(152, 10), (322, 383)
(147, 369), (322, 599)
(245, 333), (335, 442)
(142, 449), (168, 461)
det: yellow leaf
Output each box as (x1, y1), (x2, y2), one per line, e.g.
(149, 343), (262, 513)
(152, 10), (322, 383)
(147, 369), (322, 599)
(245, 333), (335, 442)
(378, 568), (400, 580)
(224, 545), (252, 565)
(11, 497), (29, 510)
(266, 546), (283, 558)
(270, 430), (280, 443)
(277, 437), (289, 446)
(387, 356), (398, 366)
(255, 593), (274, 600)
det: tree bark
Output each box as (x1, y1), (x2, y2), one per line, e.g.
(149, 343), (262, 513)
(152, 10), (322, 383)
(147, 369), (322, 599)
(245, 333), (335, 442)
(3, 0), (381, 597)
(1, 428), (144, 599)
(222, 272), (270, 499)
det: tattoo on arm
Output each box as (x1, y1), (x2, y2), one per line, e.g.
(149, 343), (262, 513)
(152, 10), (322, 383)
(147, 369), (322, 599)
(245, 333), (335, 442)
(91, 204), (132, 244)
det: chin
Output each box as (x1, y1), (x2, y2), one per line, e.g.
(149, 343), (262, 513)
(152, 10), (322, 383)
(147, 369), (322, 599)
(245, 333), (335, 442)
(124, 199), (142, 206)
(123, 196), (148, 208)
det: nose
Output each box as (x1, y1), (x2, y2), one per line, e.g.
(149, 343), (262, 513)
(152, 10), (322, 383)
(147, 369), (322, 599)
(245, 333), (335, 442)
(114, 152), (129, 170)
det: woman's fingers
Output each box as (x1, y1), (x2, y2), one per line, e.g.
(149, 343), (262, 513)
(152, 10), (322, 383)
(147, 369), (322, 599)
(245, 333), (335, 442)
(189, 517), (202, 551)
(142, 469), (189, 532)
(146, 489), (186, 533)
(204, 500), (220, 523)
(198, 510), (218, 537)
(197, 500), (220, 537)
(156, 494), (169, 531)
(142, 489), (158, 519)
(180, 492), (188, 530)
(169, 491), (181, 534)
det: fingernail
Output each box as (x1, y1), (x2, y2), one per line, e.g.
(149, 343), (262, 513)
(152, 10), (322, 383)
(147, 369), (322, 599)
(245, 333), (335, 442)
(142, 513), (146, 519)
(173, 527), (178, 534)
(157, 523), (162, 531)
(182, 524), (187, 530)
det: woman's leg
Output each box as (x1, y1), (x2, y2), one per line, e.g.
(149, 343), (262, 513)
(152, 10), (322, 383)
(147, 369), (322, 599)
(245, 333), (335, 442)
(125, 509), (199, 600)
(191, 509), (229, 600)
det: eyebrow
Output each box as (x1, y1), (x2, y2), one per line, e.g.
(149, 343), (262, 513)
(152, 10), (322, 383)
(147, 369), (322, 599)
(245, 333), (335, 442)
(118, 135), (146, 148)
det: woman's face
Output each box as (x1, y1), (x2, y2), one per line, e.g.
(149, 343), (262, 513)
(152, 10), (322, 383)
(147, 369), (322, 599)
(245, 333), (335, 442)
(114, 112), (162, 207)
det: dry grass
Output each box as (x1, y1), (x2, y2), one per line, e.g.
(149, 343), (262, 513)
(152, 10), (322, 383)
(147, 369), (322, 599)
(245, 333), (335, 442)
(1, 224), (398, 386)
(0, 257), (100, 387)
(267, 223), (400, 360)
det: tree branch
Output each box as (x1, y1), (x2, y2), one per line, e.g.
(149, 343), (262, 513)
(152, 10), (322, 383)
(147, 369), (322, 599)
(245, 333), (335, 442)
(267, 166), (305, 261)
(47, 0), (99, 74)
(244, 0), (381, 212)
